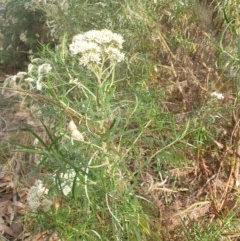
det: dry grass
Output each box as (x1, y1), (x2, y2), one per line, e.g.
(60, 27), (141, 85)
(133, 2), (240, 239)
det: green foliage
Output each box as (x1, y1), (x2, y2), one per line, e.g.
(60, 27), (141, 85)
(180, 214), (238, 241)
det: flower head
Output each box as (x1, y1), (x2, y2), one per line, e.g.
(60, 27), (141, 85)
(84, 29), (124, 48)
(38, 63), (52, 75)
(69, 29), (125, 68)
(19, 32), (28, 43)
(79, 52), (101, 66)
(27, 179), (52, 212)
(69, 38), (101, 55)
(211, 91), (224, 100)
(105, 46), (125, 63)
(56, 169), (79, 196)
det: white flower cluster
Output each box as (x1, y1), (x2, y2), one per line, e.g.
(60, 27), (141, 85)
(1, 71), (27, 97)
(69, 29), (125, 67)
(2, 59), (52, 94)
(19, 31), (28, 43)
(211, 91), (224, 100)
(25, 59), (52, 90)
(27, 180), (53, 212)
(57, 169), (80, 196)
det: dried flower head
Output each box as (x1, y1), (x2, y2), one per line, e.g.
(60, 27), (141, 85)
(27, 180), (52, 212)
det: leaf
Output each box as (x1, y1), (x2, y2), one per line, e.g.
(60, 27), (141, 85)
(68, 120), (84, 141)
(11, 216), (23, 238)
(0, 200), (11, 216)
(0, 217), (14, 236)
(71, 129), (84, 141)
(68, 120), (77, 131)
(0, 182), (10, 188)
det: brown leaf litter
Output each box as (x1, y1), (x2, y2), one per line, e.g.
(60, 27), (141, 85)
(0, 170), (25, 239)
(0, 92), (49, 240)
